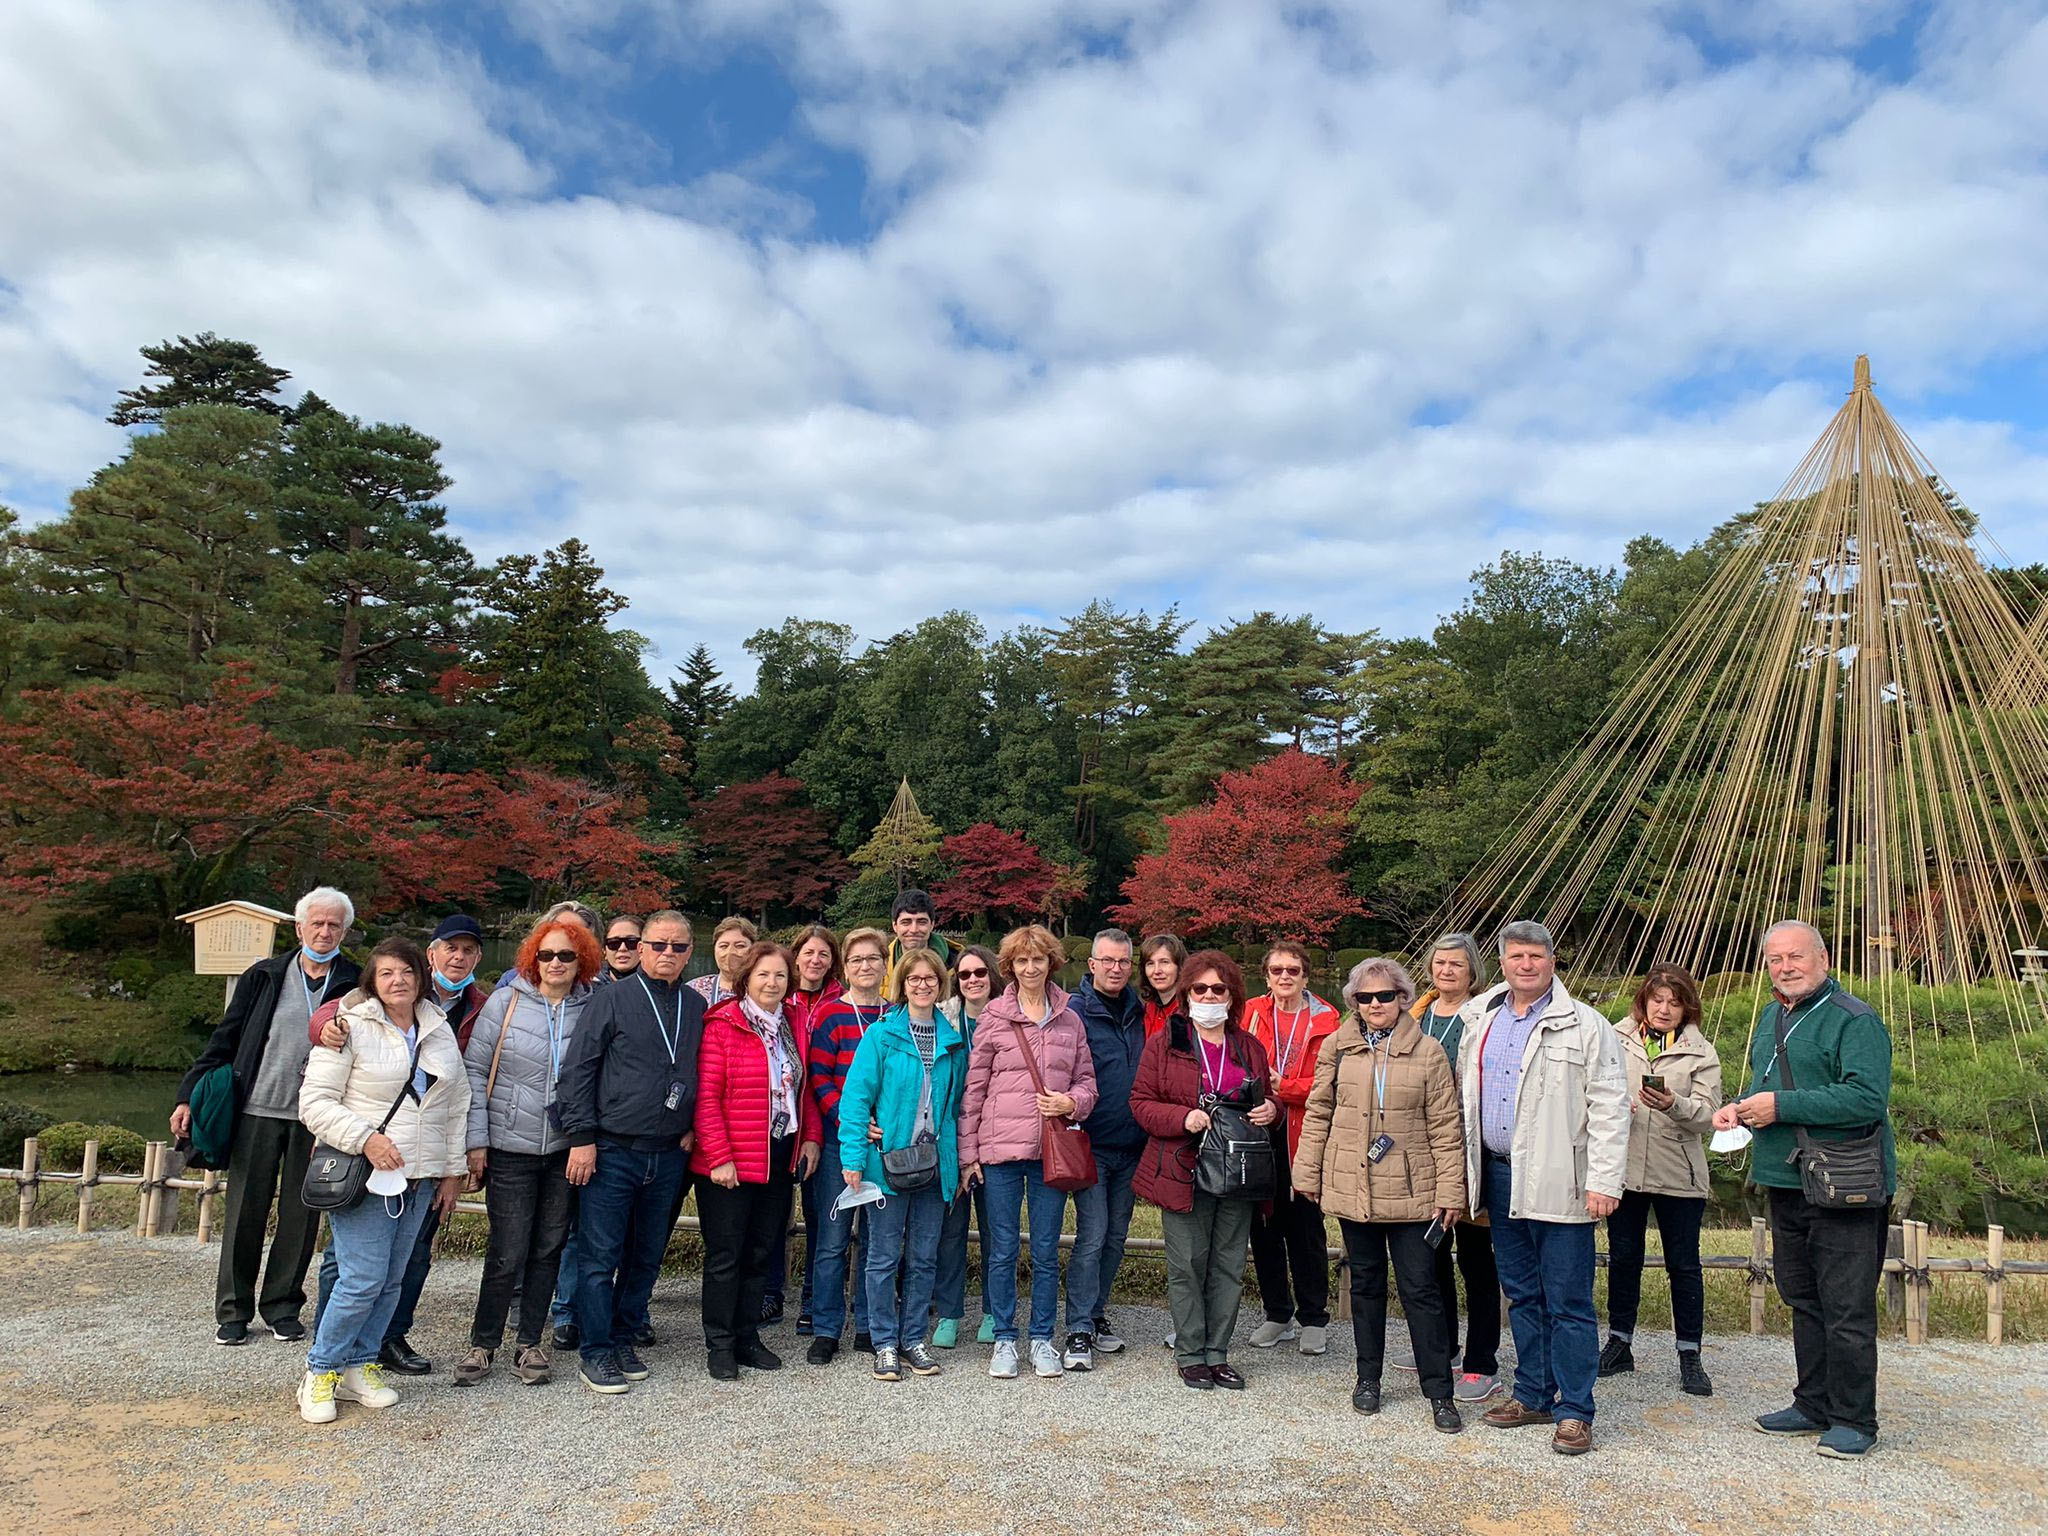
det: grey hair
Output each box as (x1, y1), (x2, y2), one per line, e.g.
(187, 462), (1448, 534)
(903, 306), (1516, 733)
(295, 886), (355, 929)
(543, 900), (604, 936)
(642, 909), (693, 937)
(1091, 927), (1134, 954)
(1427, 932), (1488, 990)
(1344, 956), (1417, 1009)
(1497, 920), (1556, 957)
(1762, 919), (1828, 954)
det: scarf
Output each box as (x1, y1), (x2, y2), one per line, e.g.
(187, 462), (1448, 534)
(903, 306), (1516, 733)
(740, 996), (800, 1139)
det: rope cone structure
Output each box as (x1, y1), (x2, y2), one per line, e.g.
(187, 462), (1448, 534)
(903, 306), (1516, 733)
(1427, 356), (2048, 1064)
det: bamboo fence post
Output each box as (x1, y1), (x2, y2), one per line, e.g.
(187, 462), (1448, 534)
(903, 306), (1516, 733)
(154, 1147), (182, 1236)
(139, 1142), (163, 1238)
(1333, 1253), (1351, 1322)
(76, 1140), (99, 1234)
(1749, 1216), (1769, 1334)
(1986, 1225), (2005, 1346)
(1904, 1221), (1926, 1345)
(16, 1136), (37, 1230)
(1884, 1222), (1905, 1327)
(196, 1169), (221, 1244)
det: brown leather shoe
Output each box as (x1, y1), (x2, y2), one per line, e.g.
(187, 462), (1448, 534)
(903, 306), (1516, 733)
(1178, 1365), (1215, 1390)
(1482, 1397), (1555, 1429)
(1209, 1363), (1246, 1390)
(1552, 1419), (1593, 1455)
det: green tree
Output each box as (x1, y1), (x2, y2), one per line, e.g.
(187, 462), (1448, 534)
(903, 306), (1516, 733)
(14, 405), (309, 703)
(983, 627), (1083, 865)
(0, 506), (25, 700)
(1046, 599), (1187, 860)
(107, 332), (291, 426)
(697, 619), (856, 789)
(664, 643), (734, 788)
(275, 402), (476, 705)
(471, 540), (657, 774)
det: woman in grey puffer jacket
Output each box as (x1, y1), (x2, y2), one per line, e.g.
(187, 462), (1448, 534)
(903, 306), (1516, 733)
(455, 917), (600, 1385)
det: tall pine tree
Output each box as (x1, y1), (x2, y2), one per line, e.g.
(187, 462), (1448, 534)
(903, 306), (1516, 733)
(107, 332), (291, 425)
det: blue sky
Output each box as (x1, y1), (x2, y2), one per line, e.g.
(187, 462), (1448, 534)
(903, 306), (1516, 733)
(4, 0), (2047, 683)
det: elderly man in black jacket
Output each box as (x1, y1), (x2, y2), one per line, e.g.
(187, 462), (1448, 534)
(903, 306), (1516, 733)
(170, 887), (360, 1346)
(554, 908), (706, 1394)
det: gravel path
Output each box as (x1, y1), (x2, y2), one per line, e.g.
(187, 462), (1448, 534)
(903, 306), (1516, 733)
(2, 1229), (2043, 1535)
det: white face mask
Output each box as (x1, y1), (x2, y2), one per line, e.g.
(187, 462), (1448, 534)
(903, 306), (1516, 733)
(365, 1165), (409, 1197)
(1709, 1126), (1753, 1155)
(1189, 1001), (1229, 1027)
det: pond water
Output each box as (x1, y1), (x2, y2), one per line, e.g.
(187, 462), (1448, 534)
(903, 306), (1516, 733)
(2, 1070), (184, 1138)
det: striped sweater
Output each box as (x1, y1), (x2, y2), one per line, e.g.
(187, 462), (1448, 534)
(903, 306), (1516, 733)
(806, 996), (886, 1134)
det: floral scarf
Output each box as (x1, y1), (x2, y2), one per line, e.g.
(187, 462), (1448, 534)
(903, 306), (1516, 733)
(740, 995), (800, 1139)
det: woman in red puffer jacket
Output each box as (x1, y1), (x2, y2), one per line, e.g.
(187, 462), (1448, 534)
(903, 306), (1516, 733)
(693, 941), (821, 1380)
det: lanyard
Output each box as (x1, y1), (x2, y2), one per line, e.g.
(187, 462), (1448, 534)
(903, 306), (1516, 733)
(1272, 999), (1312, 1076)
(298, 964), (331, 1023)
(1197, 1034), (1232, 1096)
(638, 976), (683, 1066)
(1365, 1034), (1392, 1135)
(541, 996), (569, 1084)
(1761, 1013), (1807, 1088)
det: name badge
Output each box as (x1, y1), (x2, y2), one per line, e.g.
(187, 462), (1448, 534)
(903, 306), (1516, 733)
(1367, 1133), (1394, 1164)
(664, 1082), (684, 1112)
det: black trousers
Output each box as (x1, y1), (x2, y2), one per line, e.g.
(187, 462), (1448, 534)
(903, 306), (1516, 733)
(1343, 1218), (1452, 1399)
(1250, 1187), (1332, 1327)
(471, 1148), (575, 1349)
(216, 1112), (321, 1328)
(1768, 1187), (1887, 1434)
(696, 1139), (795, 1359)
(1430, 1217), (1501, 1375)
(1606, 1190), (1706, 1345)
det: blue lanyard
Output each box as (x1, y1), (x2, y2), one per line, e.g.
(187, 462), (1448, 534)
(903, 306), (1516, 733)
(638, 977), (682, 1066)
(298, 964), (330, 1023)
(542, 996), (569, 1085)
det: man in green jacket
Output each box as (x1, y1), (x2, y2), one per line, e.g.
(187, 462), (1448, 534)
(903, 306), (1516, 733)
(1715, 919), (1894, 1460)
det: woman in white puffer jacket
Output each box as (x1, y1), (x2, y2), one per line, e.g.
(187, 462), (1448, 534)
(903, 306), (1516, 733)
(297, 937), (469, 1423)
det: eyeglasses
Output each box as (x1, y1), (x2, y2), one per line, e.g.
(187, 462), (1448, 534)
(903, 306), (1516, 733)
(1265, 964), (1304, 978)
(603, 936), (640, 952)
(955, 966), (990, 981)
(905, 975), (940, 988)
(536, 949), (578, 965)
(847, 953), (884, 967)
(1352, 989), (1402, 1006)
(1187, 982), (1230, 998)
(641, 940), (688, 955)
(1093, 956), (1132, 968)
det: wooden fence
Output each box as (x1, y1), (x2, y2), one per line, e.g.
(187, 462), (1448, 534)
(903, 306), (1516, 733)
(8, 1137), (2044, 1343)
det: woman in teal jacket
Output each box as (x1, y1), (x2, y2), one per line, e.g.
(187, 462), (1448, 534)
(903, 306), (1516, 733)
(837, 947), (966, 1383)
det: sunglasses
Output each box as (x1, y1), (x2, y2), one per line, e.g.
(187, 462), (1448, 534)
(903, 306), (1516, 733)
(955, 966), (990, 981)
(536, 948), (578, 965)
(603, 936), (640, 952)
(1188, 982), (1230, 998)
(1352, 988), (1403, 1006)
(641, 940), (688, 955)
(1265, 964), (1304, 977)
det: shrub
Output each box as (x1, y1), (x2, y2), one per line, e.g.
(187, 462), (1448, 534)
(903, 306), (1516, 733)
(150, 971), (227, 1035)
(0, 1098), (55, 1165)
(41, 909), (104, 951)
(107, 955), (158, 996)
(33, 1121), (149, 1173)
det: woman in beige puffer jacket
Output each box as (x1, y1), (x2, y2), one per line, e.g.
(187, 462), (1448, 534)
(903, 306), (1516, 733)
(1292, 957), (1467, 1429)
(296, 938), (469, 1423)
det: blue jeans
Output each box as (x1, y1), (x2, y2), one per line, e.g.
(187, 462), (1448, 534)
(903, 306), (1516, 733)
(309, 1183), (433, 1372)
(1485, 1153), (1599, 1422)
(864, 1185), (945, 1351)
(809, 1135), (869, 1340)
(1065, 1144), (1140, 1330)
(550, 1217), (581, 1327)
(313, 1201), (438, 1341)
(934, 1178), (989, 1322)
(982, 1160), (1068, 1344)
(574, 1139), (686, 1360)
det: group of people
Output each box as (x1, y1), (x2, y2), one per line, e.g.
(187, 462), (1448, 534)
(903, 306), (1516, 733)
(171, 890), (1896, 1460)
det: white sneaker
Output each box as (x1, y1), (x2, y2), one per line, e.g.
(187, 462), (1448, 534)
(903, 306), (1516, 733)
(297, 1368), (339, 1424)
(1249, 1318), (1299, 1348)
(1299, 1325), (1328, 1356)
(336, 1362), (399, 1408)
(1030, 1339), (1064, 1378)
(1163, 1330), (1176, 1350)
(989, 1340), (1020, 1379)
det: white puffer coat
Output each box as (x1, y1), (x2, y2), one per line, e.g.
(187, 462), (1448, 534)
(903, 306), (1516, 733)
(300, 989), (470, 1180)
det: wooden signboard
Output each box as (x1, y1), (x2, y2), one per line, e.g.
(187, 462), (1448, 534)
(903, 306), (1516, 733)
(177, 901), (295, 977)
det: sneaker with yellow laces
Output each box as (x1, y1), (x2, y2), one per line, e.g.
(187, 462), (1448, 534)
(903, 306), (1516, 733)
(337, 1361), (400, 1408)
(298, 1369), (339, 1424)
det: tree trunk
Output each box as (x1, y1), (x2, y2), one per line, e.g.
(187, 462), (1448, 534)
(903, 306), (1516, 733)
(335, 594), (362, 695)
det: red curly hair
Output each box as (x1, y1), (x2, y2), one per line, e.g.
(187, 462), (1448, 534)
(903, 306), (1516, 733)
(516, 915), (602, 986)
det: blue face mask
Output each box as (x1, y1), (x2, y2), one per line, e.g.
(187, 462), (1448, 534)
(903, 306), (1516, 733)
(432, 970), (464, 993)
(303, 943), (342, 964)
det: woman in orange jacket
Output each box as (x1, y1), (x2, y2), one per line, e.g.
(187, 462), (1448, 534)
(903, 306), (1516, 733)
(1241, 940), (1341, 1355)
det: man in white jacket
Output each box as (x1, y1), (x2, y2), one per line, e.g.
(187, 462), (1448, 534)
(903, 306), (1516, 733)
(1455, 921), (1628, 1456)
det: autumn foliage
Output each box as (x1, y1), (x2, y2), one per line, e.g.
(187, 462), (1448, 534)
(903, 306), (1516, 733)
(931, 823), (1083, 929)
(1110, 749), (1367, 945)
(691, 773), (850, 919)
(490, 767), (674, 912)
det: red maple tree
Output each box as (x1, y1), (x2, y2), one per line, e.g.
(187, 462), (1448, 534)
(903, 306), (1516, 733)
(691, 773), (849, 920)
(1110, 749), (1366, 945)
(931, 823), (1082, 929)
(0, 670), (500, 920)
(491, 767), (676, 912)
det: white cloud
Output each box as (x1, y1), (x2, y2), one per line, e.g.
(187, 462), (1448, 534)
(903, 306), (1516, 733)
(3, 0), (2046, 692)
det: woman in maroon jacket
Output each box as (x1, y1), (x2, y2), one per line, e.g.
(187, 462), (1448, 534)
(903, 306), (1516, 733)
(692, 942), (822, 1380)
(1131, 950), (1280, 1391)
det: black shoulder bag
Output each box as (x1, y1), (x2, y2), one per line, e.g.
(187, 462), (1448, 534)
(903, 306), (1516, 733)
(1773, 1008), (1886, 1209)
(1193, 1038), (1276, 1202)
(302, 1037), (421, 1212)
(880, 1045), (942, 1194)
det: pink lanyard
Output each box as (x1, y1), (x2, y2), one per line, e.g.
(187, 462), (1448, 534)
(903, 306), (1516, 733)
(1198, 1035), (1231, 1096)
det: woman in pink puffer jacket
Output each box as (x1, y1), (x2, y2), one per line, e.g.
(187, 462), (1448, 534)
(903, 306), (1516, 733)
(959, 925), (1098, 1379)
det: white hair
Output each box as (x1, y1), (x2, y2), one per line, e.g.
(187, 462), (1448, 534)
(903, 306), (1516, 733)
(295, 886), (355, 929)
(1762, 919), (1828, 954)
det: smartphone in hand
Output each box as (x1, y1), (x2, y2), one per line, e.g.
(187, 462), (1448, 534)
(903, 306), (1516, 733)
(1423, 1214), (1448, 1250)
